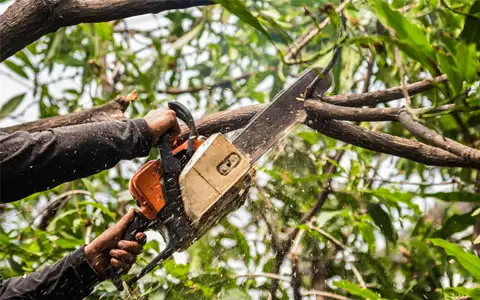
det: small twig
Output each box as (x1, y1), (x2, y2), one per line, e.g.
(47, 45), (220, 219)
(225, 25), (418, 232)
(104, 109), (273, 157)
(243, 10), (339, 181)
(302, 290), (352, 300)
(362, 50), (375, 94)
(85, 208), (103, 244)
(391, 30), (416, 119)
(289, 229), (305, 300)
(284, 0), (351, 64)
(157, 68), (275, 95)
(308, 224), (366, 288)
(209, 272), (291, 286)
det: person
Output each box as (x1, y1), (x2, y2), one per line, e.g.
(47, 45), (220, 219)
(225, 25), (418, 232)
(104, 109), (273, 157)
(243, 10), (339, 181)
(0, 107), (181, 299)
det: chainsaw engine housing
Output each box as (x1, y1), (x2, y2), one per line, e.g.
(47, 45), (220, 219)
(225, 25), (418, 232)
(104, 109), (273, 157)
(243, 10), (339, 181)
(179, 133), (251, 223)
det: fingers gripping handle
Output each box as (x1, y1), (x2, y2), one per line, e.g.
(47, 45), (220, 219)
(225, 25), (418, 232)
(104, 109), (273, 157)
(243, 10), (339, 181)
(110, 212), (150, 291)
(168, 101), (197, 156)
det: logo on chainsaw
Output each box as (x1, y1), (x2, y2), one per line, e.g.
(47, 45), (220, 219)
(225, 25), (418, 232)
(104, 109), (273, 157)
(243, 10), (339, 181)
(217, 153), (241, 176)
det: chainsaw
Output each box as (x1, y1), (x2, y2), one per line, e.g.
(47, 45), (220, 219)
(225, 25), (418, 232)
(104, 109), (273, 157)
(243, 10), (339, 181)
(110, 67), (333, 290)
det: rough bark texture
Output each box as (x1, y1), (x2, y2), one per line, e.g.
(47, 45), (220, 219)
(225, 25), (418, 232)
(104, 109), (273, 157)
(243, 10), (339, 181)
(321, 75), (448, 107)
(2, 101), (476, 170)
(0, 0), (214, 61)
(398, 109), (480, 163)
(0, 95), (132, 133)
(307, 117), (476, 169)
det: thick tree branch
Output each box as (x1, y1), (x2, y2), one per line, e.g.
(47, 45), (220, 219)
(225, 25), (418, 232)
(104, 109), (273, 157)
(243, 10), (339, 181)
(3, 77), (475, 170)
(398, 110), (480, 163)
(304, 101), (455, 122)
(0, 0), (214, 61)
(307, 117), (479, 169)
(0, 92), (136, 133)
(321, 75), (448, 107)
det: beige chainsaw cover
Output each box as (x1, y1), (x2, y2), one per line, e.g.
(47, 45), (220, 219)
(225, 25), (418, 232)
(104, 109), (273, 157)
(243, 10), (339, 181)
(179, 133), (251, 223)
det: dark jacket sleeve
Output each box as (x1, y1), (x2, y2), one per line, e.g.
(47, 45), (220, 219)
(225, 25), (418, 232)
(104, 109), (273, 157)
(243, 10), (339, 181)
(0, 119), (153, 203)
(0, 246), (103, 300)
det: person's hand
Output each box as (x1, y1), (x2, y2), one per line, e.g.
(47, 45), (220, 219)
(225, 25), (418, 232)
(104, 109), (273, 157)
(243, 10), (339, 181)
(143, 107), (181, 144)
(85, 208), (146, 279)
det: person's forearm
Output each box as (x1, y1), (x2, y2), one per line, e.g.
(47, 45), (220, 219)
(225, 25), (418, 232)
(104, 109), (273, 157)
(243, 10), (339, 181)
(0, 119), (153, 203)
(0, 247), (103, 300)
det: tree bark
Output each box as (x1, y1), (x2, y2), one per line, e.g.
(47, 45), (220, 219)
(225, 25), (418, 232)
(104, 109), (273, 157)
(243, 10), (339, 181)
(0, 93), (134, 133)
(0, 0), (214, 61)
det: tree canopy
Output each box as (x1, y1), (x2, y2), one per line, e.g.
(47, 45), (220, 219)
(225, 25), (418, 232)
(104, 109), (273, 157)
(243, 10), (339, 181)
(0, 0), (479, 299)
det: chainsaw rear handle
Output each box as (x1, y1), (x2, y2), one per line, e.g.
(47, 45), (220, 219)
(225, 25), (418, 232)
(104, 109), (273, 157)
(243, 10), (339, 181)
(110, 211), (151, 290)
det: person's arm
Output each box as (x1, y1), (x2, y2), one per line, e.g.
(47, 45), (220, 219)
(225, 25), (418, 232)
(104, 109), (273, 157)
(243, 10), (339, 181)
(0, 108), (180, 203)
(0, 208), (145, 300)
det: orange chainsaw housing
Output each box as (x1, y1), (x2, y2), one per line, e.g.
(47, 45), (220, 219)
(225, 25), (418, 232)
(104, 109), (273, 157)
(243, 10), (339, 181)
(129, 139), (204, 220)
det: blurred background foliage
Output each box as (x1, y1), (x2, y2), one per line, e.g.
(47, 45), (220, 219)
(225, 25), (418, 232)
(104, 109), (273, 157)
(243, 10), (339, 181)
(0, 0), (479, 299)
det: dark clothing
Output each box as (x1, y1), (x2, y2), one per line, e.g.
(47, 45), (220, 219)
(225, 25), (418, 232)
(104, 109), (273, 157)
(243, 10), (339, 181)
(0, 119), (154, 299)
(0, 119), (153, 203)
(0, 247), (101, 300)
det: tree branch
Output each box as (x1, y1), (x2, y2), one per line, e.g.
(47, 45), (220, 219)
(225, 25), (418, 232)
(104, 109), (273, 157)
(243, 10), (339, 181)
(307, 117), (479, 169)
(302, 290), (352, 300)
(3, 77), (475, 169)
(398, 109), (480, 163)
(0, 0), (214, 61)
(158, 69), (274, 95)
(304, 100), (456, 122)
(284, 0), (351, 64)
(321, 75), (448, 107)
(0, 91), (137, 133)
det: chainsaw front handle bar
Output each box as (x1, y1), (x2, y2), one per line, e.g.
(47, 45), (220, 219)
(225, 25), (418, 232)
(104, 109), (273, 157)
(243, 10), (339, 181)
(110, 101), (196, 291)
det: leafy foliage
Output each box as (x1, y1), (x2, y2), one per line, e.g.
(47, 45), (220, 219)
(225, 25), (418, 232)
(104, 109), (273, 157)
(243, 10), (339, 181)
(0, 0), (479, 299)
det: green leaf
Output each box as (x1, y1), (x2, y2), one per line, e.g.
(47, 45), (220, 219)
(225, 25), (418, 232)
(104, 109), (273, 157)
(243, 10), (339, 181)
(425, 192), (480, 203)
(0, 93), (25, 117)
(93, 22), (113, 41)
(55, 237), (82, 249)
(219, 288), (250, 300)
(233, 226), (251, 264)
(171, 22), (203, 50)
(334, 280), (381, 300)
(15, 50), (33, 68)
(444, 287), (480, 300)
(430, 238), (480, 281)
(367, 203), (397, 244)
(214, 0), (274, 48)
(455, 42), (478, 84)
(81, 178), (96, 197)
(370, 0), (434, 60)
(298, 131), (320, 145)
(4, 60), (29, 79)
(163, 259), (190, 279)
(77, 201), (114, 221)
(460, 0), (480, 48)
(438, 53), (462, 94)
(45, 30), (65, 63)
(358, 222), (376, 253)
(432, 210), (477, 239)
